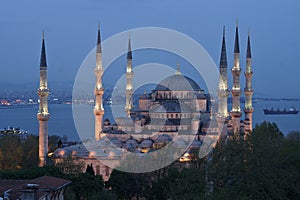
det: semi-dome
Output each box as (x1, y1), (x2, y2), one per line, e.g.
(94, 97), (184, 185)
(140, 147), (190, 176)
(155, 74), (201, 91)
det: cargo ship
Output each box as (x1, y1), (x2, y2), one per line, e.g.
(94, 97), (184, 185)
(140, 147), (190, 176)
(263, 107), (299, 115)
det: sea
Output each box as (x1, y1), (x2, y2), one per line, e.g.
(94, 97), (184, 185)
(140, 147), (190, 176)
(0, 100), (300, 141)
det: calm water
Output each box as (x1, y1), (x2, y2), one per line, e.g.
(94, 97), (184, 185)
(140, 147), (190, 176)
(0, 101), (299, 141)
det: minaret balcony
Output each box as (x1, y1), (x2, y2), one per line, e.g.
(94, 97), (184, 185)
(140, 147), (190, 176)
(94, 67), (104, 73)
(230, 111), (242, 118)
(244, 71), (253, 77)
(94, 88), (104, 95)
(244, 107), (254, 113)
(217, 89), (229, 95)
(244, 89), (253, 95)
(94, 109), (104, 115)
(126, 73), (134, 78)
(231, 89), (241, 96)
(38, 89), (50, 96)
(231, 68), (241, 76)
(37, 113), (50, 121)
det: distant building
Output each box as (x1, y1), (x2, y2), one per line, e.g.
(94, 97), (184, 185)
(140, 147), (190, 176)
(51, 23), (254, 180)
(0, 127), (29, 140)
(0, 176), (70, 200)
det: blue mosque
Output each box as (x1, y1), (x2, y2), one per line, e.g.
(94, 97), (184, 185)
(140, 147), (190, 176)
(36, 24), (254, 181)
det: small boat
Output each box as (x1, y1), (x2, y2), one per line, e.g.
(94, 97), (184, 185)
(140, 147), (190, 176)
(263, 107), (299, 115)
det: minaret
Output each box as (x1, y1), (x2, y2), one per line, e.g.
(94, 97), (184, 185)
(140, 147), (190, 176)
(125, 36), (134, 117)
(217, 27), (229, 138)
(218, 27), (229, 118)
(230, 22), (242, 136)
(37, 32), (50, 167)
(244, 33), (254, 134)
(94, 24), (105, 140)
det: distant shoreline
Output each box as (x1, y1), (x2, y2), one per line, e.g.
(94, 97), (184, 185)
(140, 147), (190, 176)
(1, 98), (300, 109)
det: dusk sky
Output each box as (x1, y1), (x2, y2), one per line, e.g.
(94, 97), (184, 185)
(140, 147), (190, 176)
(0, 0), (299, 98)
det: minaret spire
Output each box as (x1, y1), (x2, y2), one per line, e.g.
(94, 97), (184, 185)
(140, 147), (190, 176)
(230, 22), (242, 137)
(234, 22), (240, 54)
(127, 34), (132, 60)
(246, 32), (252, 59)
(97, 22), (102, 54)
(220, 27), (228, 68)
(217, 27), (229, 138)
(244, 32), (254, 136)
(94, 24), (105, 140)
(125, 35), (134, 117)
(37, 32), (50, 167)
(40, 32), (47, 69)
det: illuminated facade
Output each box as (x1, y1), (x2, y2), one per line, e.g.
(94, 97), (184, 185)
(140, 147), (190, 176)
(125, 37), (134, 117)
(37, 33), (50, 167)
(217, 28), (230, 138)
(230, 24), (243, 136)
(244, 34), (254, 135)
(94, 25), (105, 140)
(52, 24), (254, 179)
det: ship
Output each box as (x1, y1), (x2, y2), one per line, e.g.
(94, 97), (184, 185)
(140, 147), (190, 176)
(263, 107), (299, 115)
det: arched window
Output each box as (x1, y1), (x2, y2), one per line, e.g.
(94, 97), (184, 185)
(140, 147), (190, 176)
(105, 166), (110, 176)
(96, 165), (100, 175)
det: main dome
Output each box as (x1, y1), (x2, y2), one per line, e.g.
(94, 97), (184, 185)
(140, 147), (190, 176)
(155, 74), (201, 91)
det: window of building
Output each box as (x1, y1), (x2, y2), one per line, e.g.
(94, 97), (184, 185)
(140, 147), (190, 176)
(105, 166), (110, 176)
(96, 165), (100, 175)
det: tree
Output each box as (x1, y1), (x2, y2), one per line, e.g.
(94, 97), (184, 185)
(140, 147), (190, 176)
(107, 170), (152, 200)
(55, 156), (84, 174)
(0, 135), (23, 169)
(85, 163), (95, 175)
(64, 173), (104, 200)
(286, 131), (300, 141)
(0, 166), (64, 179)
(21, 135), (38, 168)
(212, 121), (300, 199)
(151, 167), (206, 199)
(48, 135), (62, 153)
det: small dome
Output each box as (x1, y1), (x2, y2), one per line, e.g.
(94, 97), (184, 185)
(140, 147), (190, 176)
(111, 138), (123, 148)
(140, 139), (153, 148)
(125, 139), (138, 148)
(104, 119), (111, 125)
(155, 134), (172, 143)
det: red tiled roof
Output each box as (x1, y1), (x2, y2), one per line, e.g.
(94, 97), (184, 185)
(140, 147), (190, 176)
(33, 176), (71, 190)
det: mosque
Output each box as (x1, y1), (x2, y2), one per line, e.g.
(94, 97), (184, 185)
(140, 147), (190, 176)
(37, 24), (254, 181)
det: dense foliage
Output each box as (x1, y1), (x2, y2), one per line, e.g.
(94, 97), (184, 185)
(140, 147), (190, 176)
(211, 121), (300, 199)
(0, 122), (299, 199)
(107, 121), (300, 199)
(0, 134), (61, 170)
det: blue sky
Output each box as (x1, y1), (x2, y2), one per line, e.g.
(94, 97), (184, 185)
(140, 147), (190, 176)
(0, 0), (299, 98)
